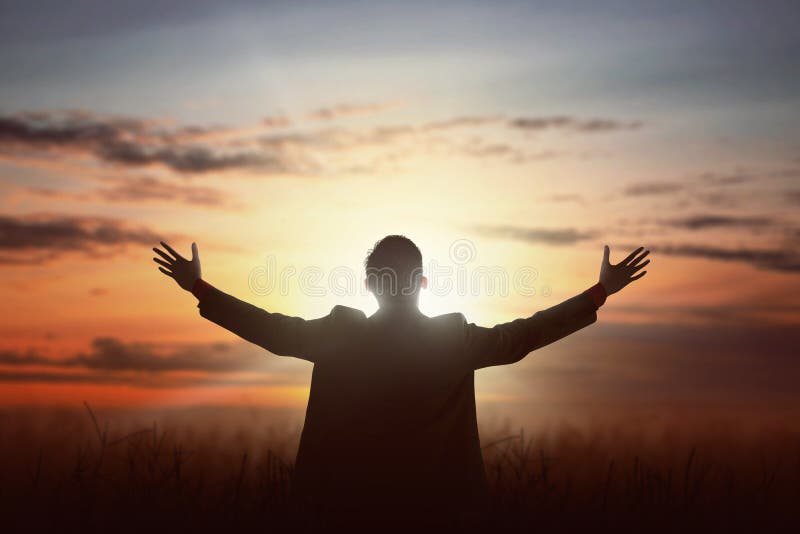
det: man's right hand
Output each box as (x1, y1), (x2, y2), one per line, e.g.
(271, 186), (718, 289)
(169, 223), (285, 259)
(153, 241), (202, 292)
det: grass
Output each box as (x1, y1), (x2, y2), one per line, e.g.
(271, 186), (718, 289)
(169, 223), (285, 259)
(1, 404), (799, 533)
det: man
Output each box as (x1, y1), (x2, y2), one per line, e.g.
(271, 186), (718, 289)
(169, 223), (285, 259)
(153, 236), (649, 528)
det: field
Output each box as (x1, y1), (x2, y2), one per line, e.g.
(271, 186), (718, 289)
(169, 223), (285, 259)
(2, 405), (799, 533)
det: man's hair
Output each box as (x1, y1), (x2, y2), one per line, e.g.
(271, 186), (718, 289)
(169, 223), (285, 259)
(364, 235), (423, 298)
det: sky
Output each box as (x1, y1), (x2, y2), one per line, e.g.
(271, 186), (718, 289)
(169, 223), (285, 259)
(1, 0), (799, 425)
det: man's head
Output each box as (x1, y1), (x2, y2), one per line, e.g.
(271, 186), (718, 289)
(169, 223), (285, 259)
(364, 235), (427, 307)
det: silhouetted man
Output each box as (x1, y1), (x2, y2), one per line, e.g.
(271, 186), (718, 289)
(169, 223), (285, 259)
(153, 236), (649, 529)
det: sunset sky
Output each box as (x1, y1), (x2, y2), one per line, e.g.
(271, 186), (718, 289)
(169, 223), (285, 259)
(1, 0), (798, 424)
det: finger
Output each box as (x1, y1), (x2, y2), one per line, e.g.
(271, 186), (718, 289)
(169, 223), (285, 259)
(191, 242), (198, 261)
(160, 241), (185, 261)
(630, 270), (647, 281)
(152, 257), (172, 269)
(603, 245), (610, 265)
(158, 267), (175, 278)
(630, 259), (650, 273)
(620, 246), (644, 266)
(153, 248), (175, 264)
(629, 249), (650, 267)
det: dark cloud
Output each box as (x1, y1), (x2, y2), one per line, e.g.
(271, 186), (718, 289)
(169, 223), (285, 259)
(1, 109), (642, 177)
(769, 167), (800, 180)
(509, 116), (642, 133)
(0, 111), (278, 175)
(698, 171), (755, 185)
(0, 371), (125, 385)
(0, 109), (640, 180)
(476, 225), (598, 246)
(623, 181), (684, 196)
(0, 213), (161, 264)
(669, 214), (774, 230)
(0, 337), (309, 388)
(785, 189), (800, 205)
(513, 321), (800, 409)
(0, 110), (149, 147)
(693, 191), (740, 208)
(96, 177), (232, 207)
(95, 140), (272, 173)
(0, 370), (291, 388)
(651, 243), (800, 273)
(0, 337), (256, 372)
(68, 338), (255, 373)
(0, 349), (54, 367)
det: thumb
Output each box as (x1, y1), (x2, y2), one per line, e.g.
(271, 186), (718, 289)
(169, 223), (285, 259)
(191, 242), (199, 261)
(603, 245), (610, 265)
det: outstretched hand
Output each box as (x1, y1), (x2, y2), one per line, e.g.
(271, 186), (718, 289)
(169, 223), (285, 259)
(153, 241), (201, 292)
(599, 245), (649, 295)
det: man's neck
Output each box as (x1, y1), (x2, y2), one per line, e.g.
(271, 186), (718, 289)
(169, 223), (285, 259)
(373, 299), (423, 318)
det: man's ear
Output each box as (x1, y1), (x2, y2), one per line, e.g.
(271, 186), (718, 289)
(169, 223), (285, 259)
(364, 278), (371, 292)
(420, 275), (428, 289)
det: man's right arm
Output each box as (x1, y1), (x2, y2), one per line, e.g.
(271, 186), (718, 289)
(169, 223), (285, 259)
(152, 241), (327, 362)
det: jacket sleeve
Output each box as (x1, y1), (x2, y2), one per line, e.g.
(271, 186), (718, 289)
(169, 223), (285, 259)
(464, 288), (601, 370)
(196, 286), (328, 362)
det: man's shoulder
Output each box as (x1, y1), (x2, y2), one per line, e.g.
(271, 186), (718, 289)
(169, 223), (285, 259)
(426, 311), (467, 328)
(329, 304), (368, 322)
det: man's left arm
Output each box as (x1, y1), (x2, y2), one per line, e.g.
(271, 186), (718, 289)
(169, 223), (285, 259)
(464, 245), (649, 369)
(464, 283), (605, 369)
(193, 281), (327, 361)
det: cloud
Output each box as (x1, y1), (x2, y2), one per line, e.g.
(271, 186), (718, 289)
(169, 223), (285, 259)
(460, 142), (516, 158)
(0, 349), (53, 367)
(698, 171), (755, 185)
(785, 189), (800, 205)
(622, 166), (799, 203)
(669, 214), (774, 231)
(512, 321), (800, 408)
(0, 213), (162, 264)
(0, 337), (309, 388)
(0, 111), (281, 175)
(0, 109), (644, 179)
(0, 337), (284, 373)
(650, 243), (800, 273)
(539, 193), (586, 206)
(0, 370), (292, 388)
(26, 176), (234, 208)
(0, 110), (151, 147)
(262, 115), (292, 128)
(476, 225), (598, 246)
(421, 116), (504, 131)
(0, 370), (132, 385)
(308, 102), (399, 121)
(509, 116), (642, 133)
(95, 141), (272, 173)
(96, 176), (233, 207)
(68, 338), (256, 372)
(623, 181), (684, 196)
